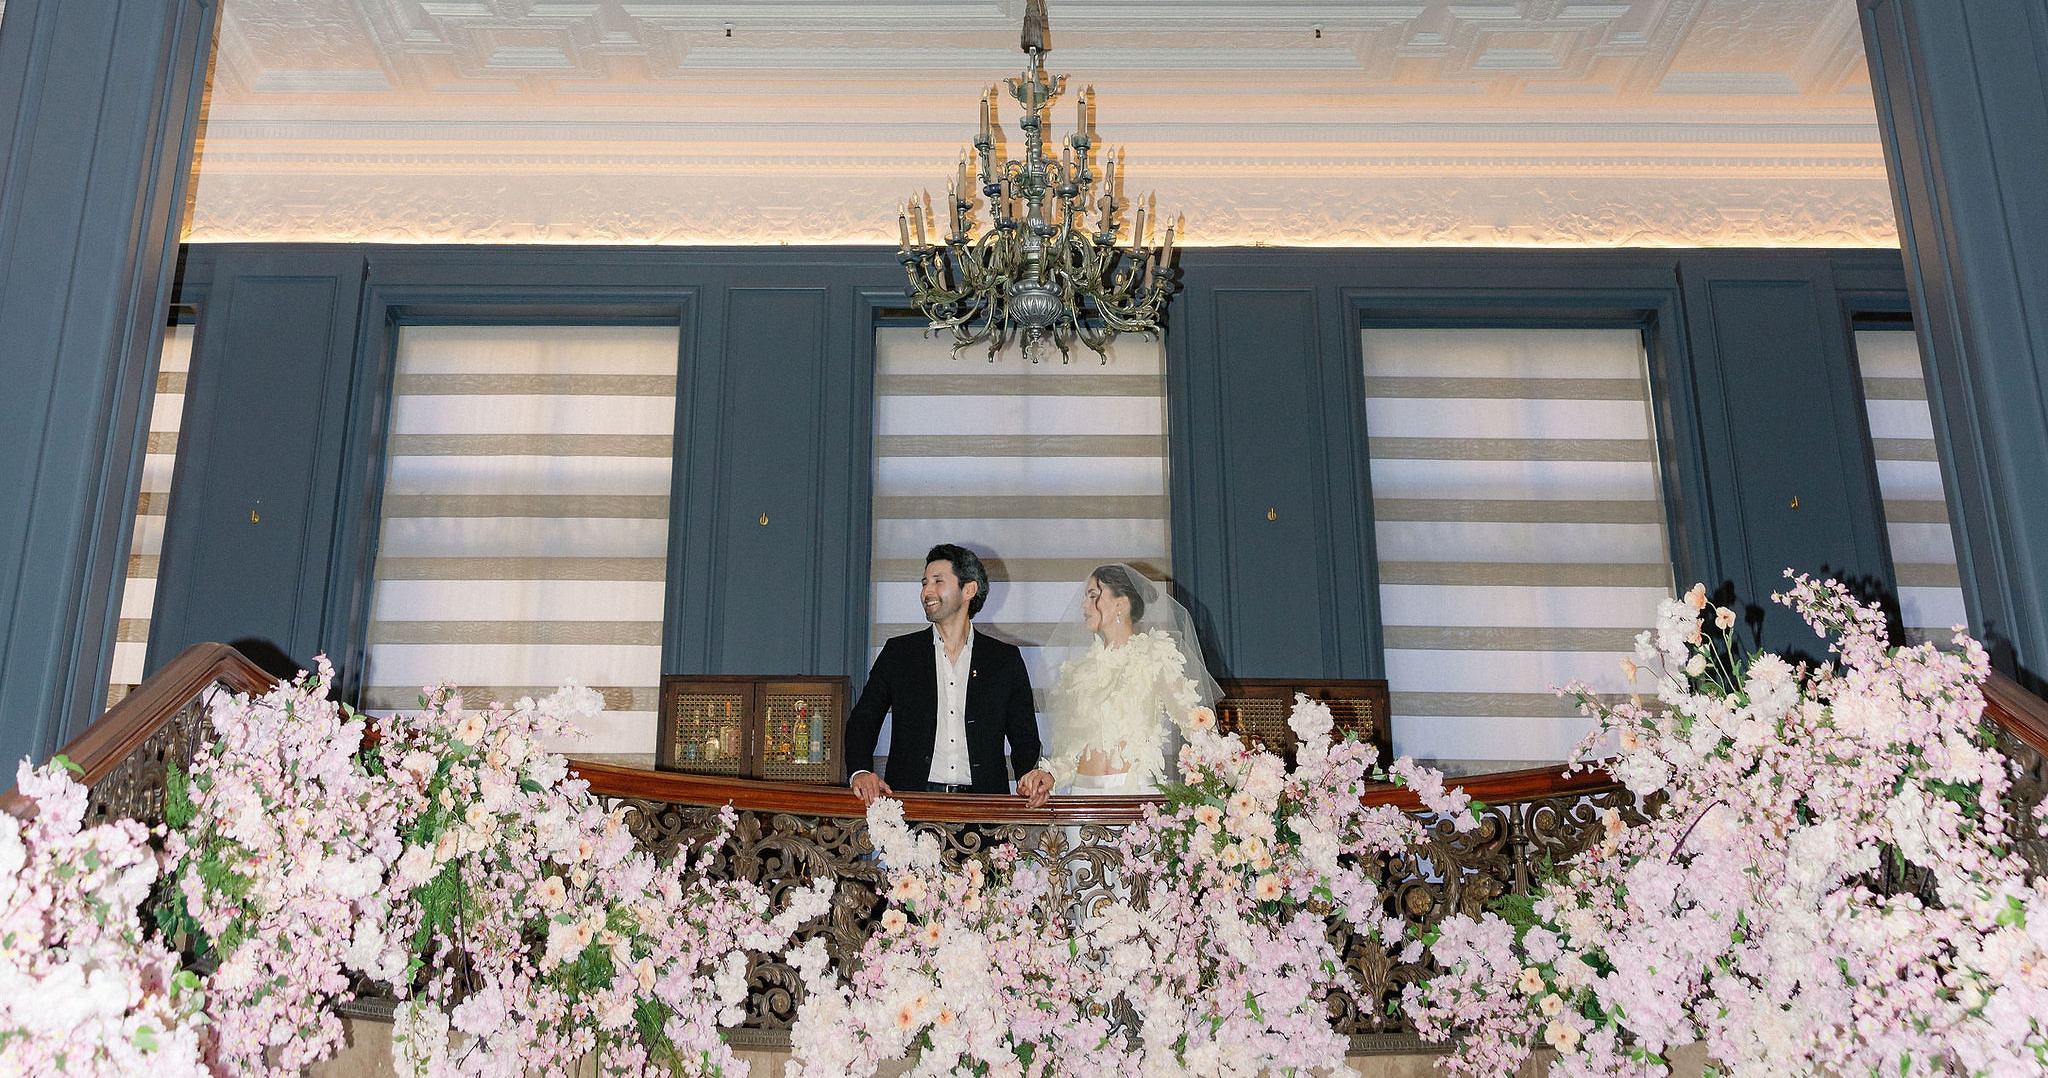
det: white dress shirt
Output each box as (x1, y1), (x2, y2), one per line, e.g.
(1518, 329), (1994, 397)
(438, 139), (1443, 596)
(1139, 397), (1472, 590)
(928, 627), (975, 784)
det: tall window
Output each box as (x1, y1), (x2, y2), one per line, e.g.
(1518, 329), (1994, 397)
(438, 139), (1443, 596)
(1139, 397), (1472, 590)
(362, 325), (679, 754)
(868, 329), (1172, 705)
(1362, 326), (1673, 772)
(106, 323), (194, 708)
(1853, 328), (1968, 644)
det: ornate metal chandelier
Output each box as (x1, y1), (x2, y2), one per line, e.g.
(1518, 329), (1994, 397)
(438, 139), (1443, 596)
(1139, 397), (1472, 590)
(896, 0), (1179, 362)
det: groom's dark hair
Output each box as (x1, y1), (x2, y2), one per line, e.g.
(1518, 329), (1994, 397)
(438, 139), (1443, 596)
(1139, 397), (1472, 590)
(926, 544), (990, 617)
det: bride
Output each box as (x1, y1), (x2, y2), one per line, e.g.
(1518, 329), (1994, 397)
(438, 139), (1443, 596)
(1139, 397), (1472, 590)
(1041, 564), (1218, 795)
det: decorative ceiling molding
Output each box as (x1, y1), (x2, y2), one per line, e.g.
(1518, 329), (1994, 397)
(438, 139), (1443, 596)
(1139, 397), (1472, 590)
(189, 0), (1897, 247)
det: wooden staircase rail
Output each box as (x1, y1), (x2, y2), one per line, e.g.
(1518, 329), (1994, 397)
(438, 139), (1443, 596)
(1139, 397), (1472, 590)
(1985, 668), (2048, 760)
(0, 642), (275, 814)
(570, 756), (1626, 822)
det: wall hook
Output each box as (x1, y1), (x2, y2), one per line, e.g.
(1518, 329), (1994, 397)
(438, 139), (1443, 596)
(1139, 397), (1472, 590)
(759, 512), (769, 526)
(250, 510), (260, 524)
(1789, 495), (1800, 509)
(1266, 507), (1277, 521)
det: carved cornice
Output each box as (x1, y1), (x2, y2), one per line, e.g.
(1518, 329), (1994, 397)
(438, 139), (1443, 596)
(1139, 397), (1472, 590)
(185, 162), (1898, 247)
(187, 0), (1897, 247)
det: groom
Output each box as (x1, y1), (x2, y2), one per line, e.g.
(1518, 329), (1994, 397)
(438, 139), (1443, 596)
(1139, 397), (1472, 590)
(846, 544), (1054, 808)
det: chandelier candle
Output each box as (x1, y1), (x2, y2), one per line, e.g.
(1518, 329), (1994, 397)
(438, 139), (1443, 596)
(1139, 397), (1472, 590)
(898, 0), (1179, 361)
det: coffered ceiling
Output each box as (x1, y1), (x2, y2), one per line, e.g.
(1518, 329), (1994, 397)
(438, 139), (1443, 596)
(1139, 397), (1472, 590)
(187, 0), (1899, 246)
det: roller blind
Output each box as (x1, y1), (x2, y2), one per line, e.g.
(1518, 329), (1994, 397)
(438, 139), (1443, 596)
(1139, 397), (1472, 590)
(106, 324), (194, 709)
(1853, 329), (1968, 645)
(361, 325), (679, 754)
(1362, 326), (1673, 771)
(868, 329), (1172, 705)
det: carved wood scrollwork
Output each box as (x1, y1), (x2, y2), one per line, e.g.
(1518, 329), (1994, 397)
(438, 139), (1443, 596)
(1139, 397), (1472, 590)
(606, 786), (1648, 1038)
(1997, 725), (2048, 882)
(82, 693), (214, 829)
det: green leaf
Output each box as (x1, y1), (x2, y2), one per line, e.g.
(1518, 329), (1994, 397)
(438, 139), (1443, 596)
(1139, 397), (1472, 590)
(132, 1026), (159, 1051)
(162, 759), (195, 830)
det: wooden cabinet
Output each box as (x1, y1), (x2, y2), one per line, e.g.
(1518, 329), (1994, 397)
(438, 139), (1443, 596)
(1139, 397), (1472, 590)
(1215, 678), (1391, 762)
(656, 675), (848, 784)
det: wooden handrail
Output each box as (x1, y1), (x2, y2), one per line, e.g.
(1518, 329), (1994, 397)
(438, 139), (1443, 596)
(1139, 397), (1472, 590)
(1985, 668), (2048, 760)
(11, 637), (2044, 828)
(0, 642), (275, 812)
(570, 756), (1625, 823)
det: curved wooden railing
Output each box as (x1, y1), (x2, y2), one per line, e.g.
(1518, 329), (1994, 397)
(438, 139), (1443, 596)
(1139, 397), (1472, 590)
(0, 642), (272, 819)
(12, 642), (2046, 1043)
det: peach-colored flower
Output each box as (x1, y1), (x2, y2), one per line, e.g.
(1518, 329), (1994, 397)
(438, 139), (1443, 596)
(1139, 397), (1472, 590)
(880, 909), (909, 934)
(535, 875), (567, 909)
(1684, 583), (1707, 610)
(1253, 874), (1283, 901)
(454, 712), (487, 744)
(1185, 706), (1217, 732)
(1715, 605), (1737, 630)
(1192, 804), (1222, 829)
(1517, 967), (1545, 994)
(888, 874), (926, 904)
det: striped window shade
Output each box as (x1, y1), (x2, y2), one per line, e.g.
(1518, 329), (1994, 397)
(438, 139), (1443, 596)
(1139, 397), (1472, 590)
(106, 323), (194, 709)
(1853, 329), (1968, 644)
(1362, 326), (1673, 771)
(362, 325), (679, 754)
(868, 328), (1172, 725)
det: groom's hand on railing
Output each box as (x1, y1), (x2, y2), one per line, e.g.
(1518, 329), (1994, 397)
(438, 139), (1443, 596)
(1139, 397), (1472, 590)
(1016, 768), (1053, 809)
(851, 770), (892, 805)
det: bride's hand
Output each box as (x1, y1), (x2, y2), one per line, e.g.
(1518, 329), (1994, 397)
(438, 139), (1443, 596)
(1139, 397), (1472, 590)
(1016, 768), (1054, 808)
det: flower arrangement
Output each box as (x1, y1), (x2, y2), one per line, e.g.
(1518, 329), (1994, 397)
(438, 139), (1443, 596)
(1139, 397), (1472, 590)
(784, 797), (1098, 1078)
(1, 760), (207, 1077)
(162, 658), (417, 1077)
(1105, 698), (1476, 1075)
(787, 696), (1478, 1078)
(153, 663), (831, 1078)
(1403, 574), (2048, 1077)
(373, 685), (834, 1078)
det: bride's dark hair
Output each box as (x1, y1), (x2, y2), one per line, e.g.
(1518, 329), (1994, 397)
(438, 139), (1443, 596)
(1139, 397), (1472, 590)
(1090, 564), (1154, 623)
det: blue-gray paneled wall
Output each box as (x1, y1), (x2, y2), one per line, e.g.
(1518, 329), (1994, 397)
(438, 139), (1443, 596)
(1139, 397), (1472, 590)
(1677, 259), (1894, 654)
(150, 250), (367, 676)
(139, 245), (1931, 714)
(1862, 0), (2048, 686)
(0, 0), (214, 769)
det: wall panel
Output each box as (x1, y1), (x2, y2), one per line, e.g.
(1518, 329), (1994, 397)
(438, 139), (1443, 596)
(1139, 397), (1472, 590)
(1679, 259), (1892, 654)
(146, 245), (1928, 737)
(151, 250), (366, 675)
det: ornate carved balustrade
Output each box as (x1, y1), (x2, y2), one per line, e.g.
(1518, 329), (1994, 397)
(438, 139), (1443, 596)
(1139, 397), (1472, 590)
(10, 643), (2047, 1052)
(574, 761), (1650, 1046)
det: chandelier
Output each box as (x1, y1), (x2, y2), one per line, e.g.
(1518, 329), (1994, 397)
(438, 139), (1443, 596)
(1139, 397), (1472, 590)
(896, 0), (1179, 362)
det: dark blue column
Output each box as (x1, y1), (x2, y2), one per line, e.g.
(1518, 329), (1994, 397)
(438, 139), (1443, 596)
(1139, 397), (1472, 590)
(0, 0), (215, 767)
(1861, 0), (2048, 685)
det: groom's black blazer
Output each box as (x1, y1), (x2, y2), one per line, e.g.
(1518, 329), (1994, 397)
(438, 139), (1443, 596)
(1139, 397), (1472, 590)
(844, 628), (1041, 794)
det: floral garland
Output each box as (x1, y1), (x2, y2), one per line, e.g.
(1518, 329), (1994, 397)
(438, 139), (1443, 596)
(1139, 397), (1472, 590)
(787, 697), (1479, 1078)
(1, 760), (207, 1077)
(162, 658), (417, 1077)
(372, 685), (834, 1078)
(1404, 574), (2048, 1077)
(151, 664), (830, 1078)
